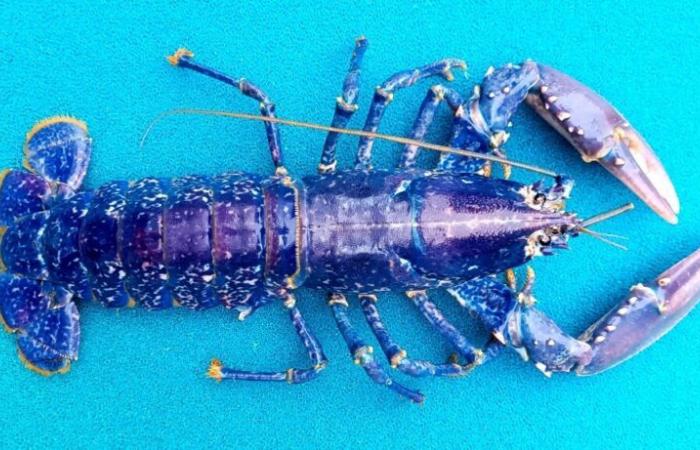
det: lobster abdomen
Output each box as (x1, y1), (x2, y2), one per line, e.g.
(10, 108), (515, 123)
(79, 172), (269, 310)
(0, 169), (303, 313)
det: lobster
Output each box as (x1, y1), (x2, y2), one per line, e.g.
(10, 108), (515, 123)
(0, 37), (697, 403)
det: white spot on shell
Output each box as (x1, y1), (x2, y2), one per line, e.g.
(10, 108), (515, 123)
(534, 362), (552, 377)
(556, 111), (571, 122)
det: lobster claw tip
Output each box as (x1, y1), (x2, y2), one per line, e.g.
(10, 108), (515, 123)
(597, 128), (680, 224)
(526, 64), (680, 223)
(577, 247), (700, 375)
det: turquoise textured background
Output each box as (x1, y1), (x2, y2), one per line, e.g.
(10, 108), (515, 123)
(1, 2), (699, 449)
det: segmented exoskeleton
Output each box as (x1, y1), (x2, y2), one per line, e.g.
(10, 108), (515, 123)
(1, 38), (698, 403)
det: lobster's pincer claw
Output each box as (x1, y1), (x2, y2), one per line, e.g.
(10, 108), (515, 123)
(526, 64), (679, 223)
(577, 247), (700, 375)
(508, 305), (592, 376)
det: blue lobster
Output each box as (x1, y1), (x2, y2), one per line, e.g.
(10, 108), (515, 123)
(1, 38), (698, 403)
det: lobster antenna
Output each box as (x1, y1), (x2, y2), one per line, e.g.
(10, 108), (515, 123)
(140, 108), (558, 178)
(581, 203), (635, 228)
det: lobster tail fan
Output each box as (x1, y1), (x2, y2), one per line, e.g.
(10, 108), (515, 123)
(23, 116), (92, 192)
(0, 275), (80, 375)
(0, 116), (93, 228)
(0, 169), (51, 227)
(0, 116), (88, 375)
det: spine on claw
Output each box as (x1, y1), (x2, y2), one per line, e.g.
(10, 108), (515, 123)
(458, 247), (700, 377)
(577, 247), (700, 375)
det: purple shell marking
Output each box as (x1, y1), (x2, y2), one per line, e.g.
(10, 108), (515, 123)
(0, 40), (695, 403)
(526, 64), (679, 223)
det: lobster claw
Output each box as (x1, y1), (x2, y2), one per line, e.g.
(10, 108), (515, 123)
(577, 247), (700, 375)
(526, 64), (680, 224)
(507, 304), (593, 376)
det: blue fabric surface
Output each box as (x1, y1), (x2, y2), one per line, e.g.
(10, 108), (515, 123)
(1, 1), (699, 448)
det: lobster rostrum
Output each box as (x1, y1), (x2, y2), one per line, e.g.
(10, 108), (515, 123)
(0, 38), (697, 403)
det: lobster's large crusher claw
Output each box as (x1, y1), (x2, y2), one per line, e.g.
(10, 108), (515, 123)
(525, 63), (679, 224)
(577, 247), (700, 375)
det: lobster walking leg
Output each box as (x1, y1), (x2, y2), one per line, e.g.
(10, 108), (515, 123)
(482, 338), (506, 364)
(318, 36), (368, 174)
(329, 293), (424, 403)
(354, 58), (467, 169)
(167, 49), (286, 173)
(359, 294), (467, 377)
(399, 85), (464, 169)
(436, 87), (502, 174)
(208, 296), (328, 384)
(407, 290), (484, 367)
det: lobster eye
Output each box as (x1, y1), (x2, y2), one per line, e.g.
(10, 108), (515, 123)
(538, 234), (552, 245)
(533, 193), (547, 205)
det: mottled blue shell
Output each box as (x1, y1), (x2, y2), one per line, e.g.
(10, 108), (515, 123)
(164, 175), (218, 309)
(0, 170), (51, 226)
(0, 275), (48, 330)
(1, 211), (50, 279)
(24, 117), (91, 191)
(79, 181), (130, 308)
